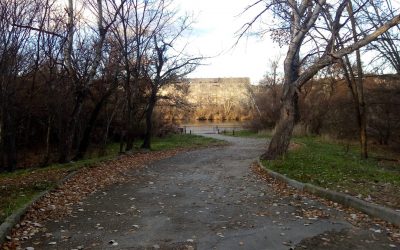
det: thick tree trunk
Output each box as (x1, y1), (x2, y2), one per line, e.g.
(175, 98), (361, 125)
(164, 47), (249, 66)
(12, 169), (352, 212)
(125, 112), (134, 151)
(142, 92), (157, 149)
(262, 34), (301, 161)
(261, 86), (298, 160)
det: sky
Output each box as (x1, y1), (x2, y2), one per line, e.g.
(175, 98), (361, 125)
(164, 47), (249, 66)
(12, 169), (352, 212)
(174, 0), (284, 84)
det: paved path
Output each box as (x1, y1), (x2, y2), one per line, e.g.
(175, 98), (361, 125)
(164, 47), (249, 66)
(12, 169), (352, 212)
(22, 135), (396, 249)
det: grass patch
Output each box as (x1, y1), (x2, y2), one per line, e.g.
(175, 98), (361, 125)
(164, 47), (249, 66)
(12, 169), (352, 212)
(261, 136), (400, 208)
(0, 134), (224, 223)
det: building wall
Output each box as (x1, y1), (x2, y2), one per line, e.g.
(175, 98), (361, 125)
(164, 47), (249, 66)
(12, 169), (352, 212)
(185, 77), (251, 106)
(158, 77), (254, 121)
(184, 77), (253, 120)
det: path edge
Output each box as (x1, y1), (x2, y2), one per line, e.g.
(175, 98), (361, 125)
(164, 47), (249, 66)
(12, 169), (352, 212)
(257, 158), (400, 227)
(0, 171), (78, 246)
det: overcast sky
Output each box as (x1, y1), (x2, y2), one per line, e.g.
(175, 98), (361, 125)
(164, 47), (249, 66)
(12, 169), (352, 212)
(175, 0), (284, 84)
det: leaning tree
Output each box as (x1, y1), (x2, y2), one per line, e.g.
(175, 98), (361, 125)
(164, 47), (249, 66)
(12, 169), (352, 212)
(240, 0), (400, 160)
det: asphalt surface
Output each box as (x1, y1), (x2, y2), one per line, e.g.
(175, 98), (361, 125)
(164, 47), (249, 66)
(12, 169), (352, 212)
(21, 134), (398, 250)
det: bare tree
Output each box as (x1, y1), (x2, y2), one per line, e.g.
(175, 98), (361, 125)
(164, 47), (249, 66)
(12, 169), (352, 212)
(364, 0), (400, 74)
(108, 0), (170, 152)
(141, 15), (202, 149)
(73, 0), (128, 160)
(335, 1), (368, 158)
(0, 0), (41, 171)
(240, 0), (400, 160)
(57, 0), (124, 162)
(258, 56), (283, 126)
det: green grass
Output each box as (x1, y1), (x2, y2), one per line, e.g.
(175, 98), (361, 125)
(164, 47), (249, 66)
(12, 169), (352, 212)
(0, 181), (56, 223)
(0, 134), (224, 223)
(2, 193), (39, 219)
(139, 134), (226, 151)
(223, 128), (400, 207)
(261, 136), (400, 207)
(1, 184), (53, 219)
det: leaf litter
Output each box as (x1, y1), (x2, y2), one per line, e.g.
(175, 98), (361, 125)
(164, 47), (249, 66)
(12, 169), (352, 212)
(2, 149), (188, 249)
(251, 163), (400, 246)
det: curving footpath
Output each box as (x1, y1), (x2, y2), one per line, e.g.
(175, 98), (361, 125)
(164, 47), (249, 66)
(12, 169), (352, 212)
(15, 135), (398, 249)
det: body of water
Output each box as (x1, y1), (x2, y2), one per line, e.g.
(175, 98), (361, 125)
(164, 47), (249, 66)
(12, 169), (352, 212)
(179, 120), (245, 134)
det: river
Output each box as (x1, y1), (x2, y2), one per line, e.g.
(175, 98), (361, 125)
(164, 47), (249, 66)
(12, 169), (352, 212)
(179, 120), (246, 134)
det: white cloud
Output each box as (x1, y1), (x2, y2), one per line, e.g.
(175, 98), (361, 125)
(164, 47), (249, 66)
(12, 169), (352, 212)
(175, 0), (285, 83)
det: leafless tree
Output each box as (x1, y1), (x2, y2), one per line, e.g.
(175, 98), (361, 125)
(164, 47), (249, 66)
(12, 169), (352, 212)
(240, 0), (400, 160)
(141, 14), (202, 149)
(0, 0), (42, 171)
(364, 0), (400, 74)
(57, 0), (125, 162)
(335, 1), (368, 158)
(107, 0), (169, 151)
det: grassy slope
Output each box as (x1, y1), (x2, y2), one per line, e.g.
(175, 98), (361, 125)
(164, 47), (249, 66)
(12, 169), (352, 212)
(263, 137), (400, 193)
(231, 130), (400, 208)
(0, 134), (224, 223)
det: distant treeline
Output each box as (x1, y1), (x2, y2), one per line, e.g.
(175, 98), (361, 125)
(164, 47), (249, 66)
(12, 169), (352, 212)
(251, 74), (400, 148)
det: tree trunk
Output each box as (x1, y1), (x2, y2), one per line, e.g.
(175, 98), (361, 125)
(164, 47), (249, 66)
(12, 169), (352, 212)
(341, 59), (367, 160)
(349, 0), (368, 159)
(4, 109), (17, 172)
(355, 52), (368, 159)
(0, 97), (4, 171)
(262, 36), (301, 160)
(142, 92), (157, 149)
(100, 100), (120, 156)
(41, 116), (52, 167)
(74, 91), (112, 160)
(125, 128), (134, 151)
(58, 92), (85, 163)
(124, 80), (134, 151)
(261, 86), (298, 160)
(359, 101), (368, 158)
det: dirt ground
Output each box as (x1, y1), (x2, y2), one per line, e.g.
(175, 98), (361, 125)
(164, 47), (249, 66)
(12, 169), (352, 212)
(14, 135), (400, 249)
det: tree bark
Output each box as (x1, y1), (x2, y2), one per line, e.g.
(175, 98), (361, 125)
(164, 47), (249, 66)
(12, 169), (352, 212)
(59, 0), (108, 162)
(3, 108), (17, 172)
(74, 91), (112, 160)
(124, 96), (134, 151)
(262, 27), (301, 160)
(348, 0), (368, 159)
(41, 116), (52, 167)
(58, 92), (85, 163)
(142, 91), (157, 149)
(260, 7), (400, 160)
(261, 85), (298, 160)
